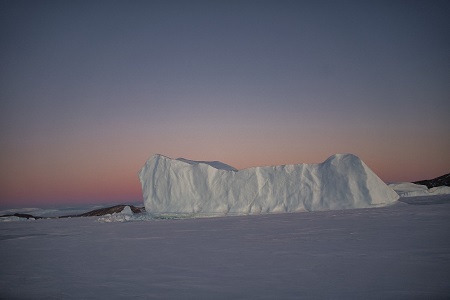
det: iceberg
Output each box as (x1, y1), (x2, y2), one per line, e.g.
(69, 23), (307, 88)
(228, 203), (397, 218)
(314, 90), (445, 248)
(139, 154), (399, 216)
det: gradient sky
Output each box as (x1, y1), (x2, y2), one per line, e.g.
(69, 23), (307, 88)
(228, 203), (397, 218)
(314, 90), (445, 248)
(1, 0), (449, 207)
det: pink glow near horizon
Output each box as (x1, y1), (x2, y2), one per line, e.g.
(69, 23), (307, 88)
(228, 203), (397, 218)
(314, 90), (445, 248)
(2, 124), (448, 207)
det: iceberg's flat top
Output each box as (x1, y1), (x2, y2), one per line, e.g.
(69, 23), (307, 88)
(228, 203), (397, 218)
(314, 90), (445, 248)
(155, 153), (362, 173)
(176, 157), (238, 172)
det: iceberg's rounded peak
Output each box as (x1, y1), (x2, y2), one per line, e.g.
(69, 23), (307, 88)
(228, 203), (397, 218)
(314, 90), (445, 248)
(150, 153), (172, 160)
(321, 153), (364, 167)
(324, 153), (361, 162)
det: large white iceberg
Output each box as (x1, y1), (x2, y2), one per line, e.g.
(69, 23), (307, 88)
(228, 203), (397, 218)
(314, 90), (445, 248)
(139, 154), (399, 216)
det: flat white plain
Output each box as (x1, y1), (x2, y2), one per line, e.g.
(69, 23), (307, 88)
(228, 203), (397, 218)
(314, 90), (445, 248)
(1, 195), (449, 299)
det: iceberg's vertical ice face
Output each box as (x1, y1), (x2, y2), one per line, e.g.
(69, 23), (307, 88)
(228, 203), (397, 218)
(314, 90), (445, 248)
(139, 154), (399, 216)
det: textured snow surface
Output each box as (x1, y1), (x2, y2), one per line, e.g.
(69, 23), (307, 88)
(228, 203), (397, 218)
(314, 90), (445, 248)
(1, 196), (450, 299)
(390, 182), (450, 197)
(139, 154), (399, 216)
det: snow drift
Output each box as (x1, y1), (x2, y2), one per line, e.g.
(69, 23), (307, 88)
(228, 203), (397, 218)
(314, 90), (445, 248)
(139, 154), (399, 216)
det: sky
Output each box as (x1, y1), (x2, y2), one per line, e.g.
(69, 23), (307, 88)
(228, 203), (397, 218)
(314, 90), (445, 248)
(1, 0), (449, 208)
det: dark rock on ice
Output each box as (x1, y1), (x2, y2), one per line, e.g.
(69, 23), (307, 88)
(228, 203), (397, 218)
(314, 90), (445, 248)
(61, 205), (145, 218)
(413, 173), (450, 188)
(0, 205), (146, 220)
(0, 213), (43, 220)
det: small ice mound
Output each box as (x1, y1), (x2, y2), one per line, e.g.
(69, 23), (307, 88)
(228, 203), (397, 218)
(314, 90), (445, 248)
(121, 206), (133, 216)
(97, 206), (133, 223)
(139, 153), (399, 217)
(389, 182), (429, 197)
(429, 186), (450, 195)
(389, 183), (450, 197)
(97, 206), (153, 223)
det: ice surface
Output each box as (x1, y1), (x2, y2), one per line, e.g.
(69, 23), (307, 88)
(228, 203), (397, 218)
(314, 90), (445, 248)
(390, 182), (450, 197)
(1, 195), (450, 299)
(139, 153), (399, 216)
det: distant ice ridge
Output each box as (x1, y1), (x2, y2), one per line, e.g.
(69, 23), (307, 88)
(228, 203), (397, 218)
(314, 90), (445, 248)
(389, 182), (450, 197)
(139, 154), (399, 217)
(0, 216), (31, 222)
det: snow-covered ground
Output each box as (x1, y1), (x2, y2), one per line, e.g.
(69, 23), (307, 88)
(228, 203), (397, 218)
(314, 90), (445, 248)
(1, 195), (449, 299)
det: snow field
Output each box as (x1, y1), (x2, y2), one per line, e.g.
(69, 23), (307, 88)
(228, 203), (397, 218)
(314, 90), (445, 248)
(1, 196), (449, 299)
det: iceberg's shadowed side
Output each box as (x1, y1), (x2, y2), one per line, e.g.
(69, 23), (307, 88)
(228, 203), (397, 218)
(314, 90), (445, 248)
(139, 154), (399, 216)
